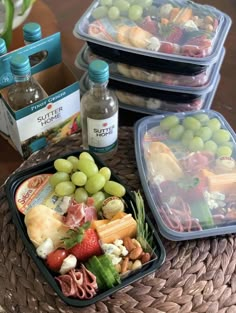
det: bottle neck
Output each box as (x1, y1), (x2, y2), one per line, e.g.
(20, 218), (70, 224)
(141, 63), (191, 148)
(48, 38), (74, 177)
(24, 39), (40, 45)
(13, 72), (32, 84)
(89, 80), (108, 97)
(24, 40), (33, 45)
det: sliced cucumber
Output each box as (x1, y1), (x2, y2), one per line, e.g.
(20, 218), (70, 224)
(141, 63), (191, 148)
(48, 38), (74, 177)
(90, 256), (115, 289)
(85, 259), (105, 290)
(100, 254), (121, 285)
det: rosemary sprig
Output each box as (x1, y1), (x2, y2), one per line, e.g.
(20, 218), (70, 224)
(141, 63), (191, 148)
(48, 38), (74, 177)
(130, 191), (154, 253)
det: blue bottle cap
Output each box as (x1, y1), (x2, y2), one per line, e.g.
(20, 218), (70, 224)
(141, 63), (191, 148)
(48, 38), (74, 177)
(10, 54), (31, 75)
(0, 38), (7, 55)
(88, 60), (109, 83)
(23, 22), (42, 42)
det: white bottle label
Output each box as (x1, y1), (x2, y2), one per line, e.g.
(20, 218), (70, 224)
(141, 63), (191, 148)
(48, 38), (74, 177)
(87, 112), (118, 153)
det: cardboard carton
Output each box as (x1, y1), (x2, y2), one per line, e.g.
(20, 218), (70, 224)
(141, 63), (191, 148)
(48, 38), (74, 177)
(0, 32), (80, 158)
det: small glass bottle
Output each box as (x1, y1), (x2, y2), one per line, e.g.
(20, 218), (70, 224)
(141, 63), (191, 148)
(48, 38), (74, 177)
(7, 54), (45, 110)
(0, 38), (7, 55)
(23, 22), (47, 66)
(80, 60), (118, 159)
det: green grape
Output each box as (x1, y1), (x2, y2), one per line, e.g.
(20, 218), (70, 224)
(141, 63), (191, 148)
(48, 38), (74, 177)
(85, 173), (106, 194)
(113, 0), (130, 13)
(100, 0), (113, 6)
(128, 4), (143, 21)
(55, 181), (76, 197)
(188, 136), (204, 152)
(54, 158), (73, 174)
(92, 191), (106, 210)
(99, 167), (111, 181)
(212, 129), (231, 145)
(134, 0), (152, 8)
(71, 171), (87, 186)
(223, 141), (233, 149)
(195, 113), (209, 124)
(104, 180), (126, 197)
(181, 129), (194, 146)
(182, 117), (201, 131)
(159, 115), (179, 131)
(216, 146), (233, 157)
(108, 6), (120, 19)
(79, 151), (94, 162)
(67, 155), (80, 171)
(169, 124), (184, 140)
(195, 126), (213, 142)
(77, 159), (98, 178)
(49, 172), (70, 187)
(203, 140), (218, 154)
(207, 118), (221, 132)
(74, 187), (88, 203)
(92, 6), (108, 19)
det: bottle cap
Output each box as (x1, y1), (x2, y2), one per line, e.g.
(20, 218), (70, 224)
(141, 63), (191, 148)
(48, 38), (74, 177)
(88, 60), (109, 83)
(10, 54), (31, 75)
(0, 38), (7, 55)
(23, 22), (42, 42)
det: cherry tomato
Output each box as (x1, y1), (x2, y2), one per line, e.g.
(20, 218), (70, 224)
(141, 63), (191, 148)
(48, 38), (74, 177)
(46, 248), (69, 272)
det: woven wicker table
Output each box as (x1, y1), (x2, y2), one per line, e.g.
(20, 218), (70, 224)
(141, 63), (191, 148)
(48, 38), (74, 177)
(1, 127), (236, 313)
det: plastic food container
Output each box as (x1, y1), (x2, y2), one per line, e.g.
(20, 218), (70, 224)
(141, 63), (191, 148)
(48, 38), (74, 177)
(134, 110), (236, 240)
(5, 150), (165, 307)
(73, 0), (231, 75)
(75, 44), (225, 91)
(80, 72), (220, 114)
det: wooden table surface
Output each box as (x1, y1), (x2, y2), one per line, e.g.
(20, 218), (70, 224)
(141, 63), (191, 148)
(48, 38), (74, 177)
(0, 0), (235, 186)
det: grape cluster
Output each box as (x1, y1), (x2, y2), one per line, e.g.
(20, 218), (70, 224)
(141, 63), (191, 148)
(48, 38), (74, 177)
(159, 113), (233, 157)
(92, 0), (153, 21)
(49, 152), (126, 209)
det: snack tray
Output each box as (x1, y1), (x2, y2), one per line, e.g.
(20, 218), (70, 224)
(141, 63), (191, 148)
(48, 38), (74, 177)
(73, 0), (231, 68)
(80, 72), (220, 115)
(75, 44), (225, 94)
(134, 110), (236, 240)
(5, 149), (166, 307)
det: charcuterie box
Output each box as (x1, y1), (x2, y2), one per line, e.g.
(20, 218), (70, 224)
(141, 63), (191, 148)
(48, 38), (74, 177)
(73, 0), (231, 76)
(80, 71), (220, 115)
(5, 149), (165, 307)
(76, 44), (225, 92)
(134, 110), (236, 240)
(0, 32), (80, 159)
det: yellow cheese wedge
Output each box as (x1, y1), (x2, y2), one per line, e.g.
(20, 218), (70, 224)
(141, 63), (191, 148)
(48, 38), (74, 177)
(91, 219), (109, 230)
(96, 214), (137, 244)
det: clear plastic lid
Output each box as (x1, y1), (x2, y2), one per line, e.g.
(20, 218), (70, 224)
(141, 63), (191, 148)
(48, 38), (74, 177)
(80, 72), (219, 114)
(75, 44), (225, 93)
(73, 0), (231, 66)
(134, 110), (236, 240)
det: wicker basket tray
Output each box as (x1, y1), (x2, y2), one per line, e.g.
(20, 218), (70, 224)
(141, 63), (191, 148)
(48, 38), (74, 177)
(1, 128), (236, 313)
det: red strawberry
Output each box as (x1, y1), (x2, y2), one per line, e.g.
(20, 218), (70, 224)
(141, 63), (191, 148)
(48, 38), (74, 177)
(159, 42), (174, 54)
(63, 222), (102, 262)
(140, 16), (158, 36)
(166, 26), (183, 44)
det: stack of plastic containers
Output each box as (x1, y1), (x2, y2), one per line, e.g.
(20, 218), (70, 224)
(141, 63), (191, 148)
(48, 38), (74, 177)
(73, 0), (231, 115)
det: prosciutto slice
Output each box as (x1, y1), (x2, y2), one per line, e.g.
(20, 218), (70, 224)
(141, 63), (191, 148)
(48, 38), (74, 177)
(56, 267), (98, 299)
(64, 199), (97, 229)
(180, 151), (214, 174)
